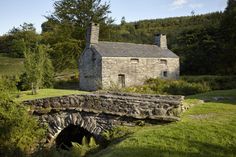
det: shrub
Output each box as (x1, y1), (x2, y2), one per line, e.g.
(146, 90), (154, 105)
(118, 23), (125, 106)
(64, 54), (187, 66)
(0, 78), (45, 156)
(164, 80), (210, 95)
(122, 78), (211, 96)
(181, 75), (236, 90)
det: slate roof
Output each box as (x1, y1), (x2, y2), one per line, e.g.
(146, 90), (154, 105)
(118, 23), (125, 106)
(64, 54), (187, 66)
(91, 41), (178, 58)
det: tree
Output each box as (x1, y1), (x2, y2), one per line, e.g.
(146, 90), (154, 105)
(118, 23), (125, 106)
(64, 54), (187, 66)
(0, 23), (40, 58)
(50, 39), (82, 72)
(219, 0), (236, 74)
(23, 44), (54, 94)
(47, 0), (111, 39)
(121, 16), (126, 25)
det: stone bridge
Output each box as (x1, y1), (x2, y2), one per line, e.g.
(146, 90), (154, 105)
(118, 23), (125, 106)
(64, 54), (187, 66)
(23, 92), (184, 146)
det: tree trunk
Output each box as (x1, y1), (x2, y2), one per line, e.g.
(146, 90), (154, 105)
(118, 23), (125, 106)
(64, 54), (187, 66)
(31, 82), (36, 95)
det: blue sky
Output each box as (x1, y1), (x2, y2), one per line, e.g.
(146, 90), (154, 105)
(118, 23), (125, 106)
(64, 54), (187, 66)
(0, 0), (227, 35)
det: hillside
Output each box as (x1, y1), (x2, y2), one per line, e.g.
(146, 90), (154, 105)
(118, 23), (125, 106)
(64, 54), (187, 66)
(0, 53), (24, 76)
(100, 12), (223, 45)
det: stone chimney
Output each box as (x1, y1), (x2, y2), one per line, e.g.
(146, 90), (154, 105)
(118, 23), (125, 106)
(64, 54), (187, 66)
(155, 34), (167, 49)
(86, 23), (99, 48)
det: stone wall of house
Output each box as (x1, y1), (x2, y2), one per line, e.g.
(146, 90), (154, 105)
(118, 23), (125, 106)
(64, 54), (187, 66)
(102, 57), (179, 89)
(79, 49), (102, 91)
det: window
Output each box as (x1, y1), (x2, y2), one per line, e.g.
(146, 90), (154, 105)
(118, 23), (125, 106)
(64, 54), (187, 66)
(130, 58), (139, 64)
(160, 59), (167, 65)
(163, 71), (168, 77)
(118, 74), (125, 88)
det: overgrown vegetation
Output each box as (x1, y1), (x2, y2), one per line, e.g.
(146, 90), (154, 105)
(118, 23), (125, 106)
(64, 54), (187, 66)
(181, 75), (236, 90)
(0, 78), (45, 157)
(33, 136), (98, 157)
(120, 78), (210, 96)
(119, 76), (236, 96)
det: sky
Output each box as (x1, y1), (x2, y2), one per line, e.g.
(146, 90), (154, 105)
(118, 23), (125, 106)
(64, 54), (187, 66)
(0, 0), (228, 35)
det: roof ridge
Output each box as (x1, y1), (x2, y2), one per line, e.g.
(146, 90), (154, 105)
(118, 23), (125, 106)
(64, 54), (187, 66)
(91, 41), (179, 58)
(98, 41), (158, 47)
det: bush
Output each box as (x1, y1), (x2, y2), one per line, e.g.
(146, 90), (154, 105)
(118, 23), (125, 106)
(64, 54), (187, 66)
(164, 80), (210, 95)
(0, 75), (19, 97)
(181, 75), (236, 90)
(122, 78), (211, 96)
(0, 78), (45, 156)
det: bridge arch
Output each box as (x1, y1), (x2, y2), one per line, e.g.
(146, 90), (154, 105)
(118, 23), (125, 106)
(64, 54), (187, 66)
(40, 112), (107, 144)
(55, 124), (94, 149)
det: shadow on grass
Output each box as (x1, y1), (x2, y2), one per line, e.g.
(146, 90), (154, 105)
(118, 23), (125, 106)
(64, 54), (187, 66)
(0, 146), (27, 157)
(95, 140), (236, 157)
(186, 89), (236, 105)
(187, 97), (236, 105)
(53, 80), (80, 90)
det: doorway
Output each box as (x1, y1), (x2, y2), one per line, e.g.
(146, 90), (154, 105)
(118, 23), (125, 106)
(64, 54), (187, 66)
(118, 74), (125, 88)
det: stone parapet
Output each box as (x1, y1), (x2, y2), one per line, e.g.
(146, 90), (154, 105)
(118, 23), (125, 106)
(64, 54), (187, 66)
(24, 92), (184, 122)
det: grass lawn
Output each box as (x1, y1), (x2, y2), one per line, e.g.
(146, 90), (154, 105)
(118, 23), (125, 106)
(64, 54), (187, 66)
(0, 53), (24, 76)
(15, 88), (89, 102)
(91, 89), (236, 157)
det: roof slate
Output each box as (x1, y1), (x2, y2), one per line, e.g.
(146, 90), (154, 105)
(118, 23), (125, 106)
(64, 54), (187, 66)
(92, 41), (179, 58)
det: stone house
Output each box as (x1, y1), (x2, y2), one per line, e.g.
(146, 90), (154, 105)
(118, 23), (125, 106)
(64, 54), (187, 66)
(79, 23), (179, 91)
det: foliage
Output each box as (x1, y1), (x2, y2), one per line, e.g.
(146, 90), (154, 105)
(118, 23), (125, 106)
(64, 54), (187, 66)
(181, 75), (236, 90)
(0, 23), (40, 58)
(71, 136), (98, 157)
(90, 89), (236, 157)
(47, 0), (111, 39)
(122, 78), (210, 96)
(0, 75), (19, 97)
(164, 80), (210, 95)
(219, 0), (236, 74)
(0, 78), (45, 157)
(102, 127), (133, 142)
(50, 40), (82, 72)
(23, 44), (54, 94)
(33, 137), (98, 157)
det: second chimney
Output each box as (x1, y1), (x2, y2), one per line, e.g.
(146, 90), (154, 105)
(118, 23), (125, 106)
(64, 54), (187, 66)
(155, 34), (167, 49)
(86, 23), (99, 48)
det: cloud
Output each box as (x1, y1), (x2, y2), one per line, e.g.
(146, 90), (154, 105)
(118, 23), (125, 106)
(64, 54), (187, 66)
(189, 3), (204, 9)
(172, 0), (188, 8)
(170, 0), (204, 10)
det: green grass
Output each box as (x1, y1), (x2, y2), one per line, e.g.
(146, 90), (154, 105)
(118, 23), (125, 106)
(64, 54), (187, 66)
(0, 53), (24, 76)
(91, 89), (236, 157)
(15, 88), (89, 102)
